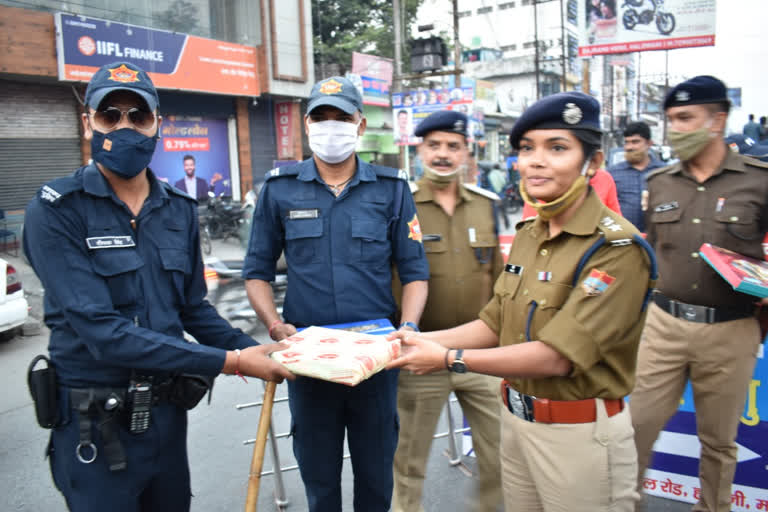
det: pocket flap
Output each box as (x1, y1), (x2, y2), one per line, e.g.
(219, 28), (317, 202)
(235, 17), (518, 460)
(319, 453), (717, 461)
(351, 218), (387, 242)
(714, 208), (752, 225)
(91, 249), (144, 277)
(526, 282), (572, 309)
(285, 217), (324, 240)
(159, 248), (190, 273)
(649, 207), (682, 224)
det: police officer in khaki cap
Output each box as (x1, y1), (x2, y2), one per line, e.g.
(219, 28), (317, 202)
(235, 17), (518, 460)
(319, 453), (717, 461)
(387, 92), (657, 512)
(631, 75), (768, 512)
(391, 110), (503, 512)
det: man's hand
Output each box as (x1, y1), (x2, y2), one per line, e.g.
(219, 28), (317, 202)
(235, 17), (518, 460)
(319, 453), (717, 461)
(234, 344), (295, 382)
(270, 322), (298, 341)
(385, 335), (447, 375)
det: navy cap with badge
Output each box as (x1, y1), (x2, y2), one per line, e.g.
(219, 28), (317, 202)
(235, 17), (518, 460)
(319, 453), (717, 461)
(413, 110), (468, 138)
(663, 75), (729, 110)
(306, 76), (364, 115)
(509, 91), (602, 149)
(85, 61), (160, 111)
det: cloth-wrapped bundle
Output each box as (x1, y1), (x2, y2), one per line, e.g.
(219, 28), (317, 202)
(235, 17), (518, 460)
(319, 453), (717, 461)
(271, 326), (401, 386)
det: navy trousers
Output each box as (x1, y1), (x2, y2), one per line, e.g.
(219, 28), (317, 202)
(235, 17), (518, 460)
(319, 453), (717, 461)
(49, 389), (191, 512)
(288, 369), (400, 512)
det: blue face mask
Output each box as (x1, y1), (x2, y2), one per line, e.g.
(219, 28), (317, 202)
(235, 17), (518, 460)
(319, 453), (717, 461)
(90, 128), (158, 179)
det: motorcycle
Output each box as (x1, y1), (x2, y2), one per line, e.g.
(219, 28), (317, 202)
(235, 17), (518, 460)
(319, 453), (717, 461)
(499, 175), (524, 230)
(621, 0), (676, 36)
(201, 192), (250, 243)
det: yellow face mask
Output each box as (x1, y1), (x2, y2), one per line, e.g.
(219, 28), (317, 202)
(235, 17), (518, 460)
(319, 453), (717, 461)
(520, 157), (592, 221)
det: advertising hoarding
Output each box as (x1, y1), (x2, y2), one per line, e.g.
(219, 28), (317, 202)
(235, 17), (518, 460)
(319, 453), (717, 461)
(391, 87), (474, 146)
(55, 12), (259, 97)
(579, 0), (716, 57)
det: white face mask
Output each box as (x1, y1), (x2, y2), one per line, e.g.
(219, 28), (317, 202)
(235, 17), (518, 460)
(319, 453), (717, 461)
(308, 119), (361, 164)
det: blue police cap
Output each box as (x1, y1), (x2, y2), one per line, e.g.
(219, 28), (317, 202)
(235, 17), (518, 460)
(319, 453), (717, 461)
(725, 134), (757, 154)
(745, 143), (768, 162)
(663, 75), (729, 110)
(306, 76), (363, 115)
(509, 92), (601, 149)
(85, 61), (159, 111)
(413, 110), (468, 138)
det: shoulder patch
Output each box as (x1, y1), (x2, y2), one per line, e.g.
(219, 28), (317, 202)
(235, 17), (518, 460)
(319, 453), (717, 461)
(463, 183), (500, 201)
(743, 155), (768, 170)
(646, 162), (678, 181)
(408, 181), (419, 194)
(38, 174), (83, 205)
(371, 165), (405, 180)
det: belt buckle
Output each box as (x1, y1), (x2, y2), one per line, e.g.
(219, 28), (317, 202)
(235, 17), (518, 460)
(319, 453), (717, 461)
(506, 387), (536, 422)
(671, 300), (711, 323)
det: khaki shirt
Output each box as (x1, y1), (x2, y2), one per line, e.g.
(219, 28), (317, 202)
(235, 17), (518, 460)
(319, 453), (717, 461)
(394, 180), (504, 331)
(479, 191), (652, 400)
(646, 150), (768, 309)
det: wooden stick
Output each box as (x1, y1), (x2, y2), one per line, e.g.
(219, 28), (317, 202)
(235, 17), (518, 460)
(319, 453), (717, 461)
(244, 380), (277, 512)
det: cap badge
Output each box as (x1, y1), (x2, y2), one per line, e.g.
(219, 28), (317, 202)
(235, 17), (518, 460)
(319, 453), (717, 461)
(107, 64), (140, 83)
(319, 79), (343, 95)
(562, 103), (582, 125)
(675, 90), (691, 102)
(453, 120), (465, 131)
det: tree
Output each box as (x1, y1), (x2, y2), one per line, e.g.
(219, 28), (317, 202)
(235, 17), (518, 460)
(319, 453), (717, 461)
(156, 0), (199, 35)
(312, 0), (424, 79)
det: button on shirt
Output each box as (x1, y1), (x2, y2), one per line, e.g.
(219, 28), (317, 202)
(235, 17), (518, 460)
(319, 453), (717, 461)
(646, 150), (768, 309)
(23, 165), (253, 388)
(243, 158), (429, 326)
(608, 157), (665, 231)
(479, 191), (652, 400)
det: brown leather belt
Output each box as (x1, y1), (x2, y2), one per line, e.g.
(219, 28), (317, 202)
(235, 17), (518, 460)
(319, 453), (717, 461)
(500, 380), (624, 424)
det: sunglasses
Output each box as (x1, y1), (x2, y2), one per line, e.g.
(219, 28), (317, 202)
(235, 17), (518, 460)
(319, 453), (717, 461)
(90, 107), (156, 131)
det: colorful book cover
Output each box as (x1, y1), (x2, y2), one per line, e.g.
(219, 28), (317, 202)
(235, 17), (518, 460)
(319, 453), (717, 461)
(699, 243), (768, 298)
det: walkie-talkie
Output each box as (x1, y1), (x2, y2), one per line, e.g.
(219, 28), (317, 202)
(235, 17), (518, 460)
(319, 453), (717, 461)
(127, 378), (153, 434)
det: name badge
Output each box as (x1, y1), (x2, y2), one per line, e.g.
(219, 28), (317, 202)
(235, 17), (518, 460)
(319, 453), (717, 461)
(289, 209), (319, 220)
(505, 264), (524, 275)
(422, 234), (442, 242)
(654, 201), (679, 213)
(86, 236), (136, 249)
(468, 227), (477, 243)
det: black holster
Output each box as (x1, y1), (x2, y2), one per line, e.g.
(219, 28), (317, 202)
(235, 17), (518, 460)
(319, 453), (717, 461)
(27, 355), (61, 429)
(170, 374), (214, 410)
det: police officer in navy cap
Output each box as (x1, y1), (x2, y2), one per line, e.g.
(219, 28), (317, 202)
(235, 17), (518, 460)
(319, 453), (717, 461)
(387, 91), (656, 511)
(724, 133), (757, 154)
(23, 61), (292, 511)
(632, 75), (768, 512)
(242, 75), (429, 512)
(391, 109), (504, 512)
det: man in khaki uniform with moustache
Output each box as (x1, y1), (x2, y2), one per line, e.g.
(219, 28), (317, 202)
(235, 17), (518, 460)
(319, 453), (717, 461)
(392, 110), (504, 512)
(631, 75), (768, 512)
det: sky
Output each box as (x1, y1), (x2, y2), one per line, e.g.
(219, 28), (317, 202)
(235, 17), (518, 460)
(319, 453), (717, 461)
(637, 0), (766, 134)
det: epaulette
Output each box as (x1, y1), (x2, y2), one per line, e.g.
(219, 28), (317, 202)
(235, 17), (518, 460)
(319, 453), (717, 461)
(160, 180), (195, 201)
(596, 209), (642, 246)
(744, 155), (768, 170)
(38, 173), (84, 206)
(646, 162), (679, 181)
(265, 165), (300, 181)
(463, 183), (500, 201)
(371, 165), (408, 180)
(408, 181), (419, 193)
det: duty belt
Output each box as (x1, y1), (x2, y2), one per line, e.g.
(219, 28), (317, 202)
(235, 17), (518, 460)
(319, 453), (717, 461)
(653, 291), (755, 323)
(500, 380), (624, 424)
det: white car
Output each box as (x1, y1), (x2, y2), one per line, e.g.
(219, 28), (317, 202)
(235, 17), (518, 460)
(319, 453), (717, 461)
(0, 257), (28, 336)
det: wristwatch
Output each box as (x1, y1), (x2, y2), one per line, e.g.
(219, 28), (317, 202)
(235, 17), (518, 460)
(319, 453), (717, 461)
(449, 349), (467, 374)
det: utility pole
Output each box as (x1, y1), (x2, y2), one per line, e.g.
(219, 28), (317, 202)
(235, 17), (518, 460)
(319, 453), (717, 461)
(662, 49), (669, 144)
(636, 52), (641, 119)
(393, 0), (402, 93)
(559, 0), (566, 92)
(533, 0), (540, 99)
(453, 0), (461, 86)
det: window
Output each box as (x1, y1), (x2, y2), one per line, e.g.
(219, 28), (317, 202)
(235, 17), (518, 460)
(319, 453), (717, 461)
(523, 41), (536, 49)
(521, 0), (533, 6)
(500, 44), (517, 52)
(567, 34), (580, 73)
(498, 2), (516, 9)
(567, 0), (578, 25)
(458, 10), (472, 18)
(478, 6), (493, 14)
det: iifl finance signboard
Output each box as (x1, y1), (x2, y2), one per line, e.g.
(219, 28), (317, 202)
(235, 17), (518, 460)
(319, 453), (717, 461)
(55, 12), (259, 97)
(579, 0), (716, 57)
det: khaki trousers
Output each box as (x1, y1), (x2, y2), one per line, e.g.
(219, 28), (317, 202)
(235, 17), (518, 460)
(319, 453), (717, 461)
(500, 399), (639, 512)
(392, 370), (502, 512)
(631, 303), (761, 512)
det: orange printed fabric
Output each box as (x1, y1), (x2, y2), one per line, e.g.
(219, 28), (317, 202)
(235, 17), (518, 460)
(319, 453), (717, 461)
(271, 326), (401, 386)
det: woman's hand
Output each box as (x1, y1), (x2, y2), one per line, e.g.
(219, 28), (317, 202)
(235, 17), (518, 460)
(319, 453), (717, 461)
(386, 335), (449, 375)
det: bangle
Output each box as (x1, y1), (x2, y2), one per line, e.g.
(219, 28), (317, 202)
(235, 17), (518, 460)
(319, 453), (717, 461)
(268, 319), (283, 338)
(234, 349), (247, 383)
(444, 349), (451, 370)
(399, 321), (419, 332)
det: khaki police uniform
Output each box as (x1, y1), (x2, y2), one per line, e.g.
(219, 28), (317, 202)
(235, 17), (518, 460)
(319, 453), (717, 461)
(479, 190), (653, 512)
(392, 179), (504, 512)
(632, 150), (768, 512)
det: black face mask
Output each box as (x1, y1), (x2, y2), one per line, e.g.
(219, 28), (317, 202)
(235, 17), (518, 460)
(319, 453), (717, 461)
(90, 128), (158, 178)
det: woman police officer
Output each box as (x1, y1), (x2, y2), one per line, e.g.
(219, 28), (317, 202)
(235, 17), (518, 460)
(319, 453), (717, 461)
(387, 92), (656, 511)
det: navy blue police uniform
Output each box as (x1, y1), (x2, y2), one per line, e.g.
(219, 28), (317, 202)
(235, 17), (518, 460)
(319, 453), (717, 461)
(23, 61), (258, 512)
(242, 156), (429, 511)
